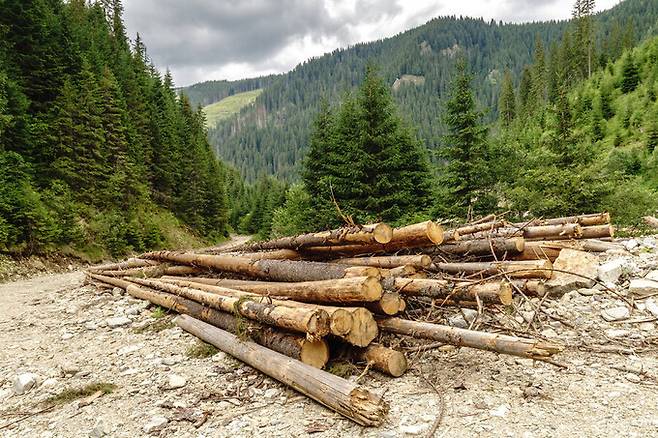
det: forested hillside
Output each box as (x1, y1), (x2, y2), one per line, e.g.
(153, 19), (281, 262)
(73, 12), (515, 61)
(0, 0), (229, 257)
(199, 0), (658, 181)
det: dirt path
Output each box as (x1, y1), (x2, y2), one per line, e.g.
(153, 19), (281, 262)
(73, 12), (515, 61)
(1, 242), (658, 437)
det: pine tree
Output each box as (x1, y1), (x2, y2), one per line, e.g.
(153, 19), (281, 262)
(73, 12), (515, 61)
(647, 109), (658, 152)
(600, 84), (615, 119)
(531, 35), (547, 103)
(440, 59), (490, 217)
(498, 69), (516, 125)
(621, 53), (640, 93)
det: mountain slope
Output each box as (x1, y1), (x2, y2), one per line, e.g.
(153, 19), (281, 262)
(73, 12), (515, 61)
(203, 89), (263, 129)
(198, 0), (658, 181)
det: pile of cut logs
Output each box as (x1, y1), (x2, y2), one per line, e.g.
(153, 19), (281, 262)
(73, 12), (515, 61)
(86, 212), (617, 426)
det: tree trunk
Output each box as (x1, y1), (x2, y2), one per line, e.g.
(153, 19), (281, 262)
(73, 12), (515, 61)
(88, 258), (159, 272)
(157, 278), (360, 342)
(377, 317), (563, 360)
(431, 260), (553, 279)
(330, 255), (431, 269)
(513, 212), (610, 227)
(577, 225), (614, 240)
(176, 315), (388, 426)
(160, 276), (383, 304)
(87, 274), (329, 368)
(343, 266), (382, 278)
(142, 251), (363, 281)
(230, 249), (302, 260)
(125, 277), (330, 338)
(470, 223), (582, 240)
(300, 221), (444, 256)
(365, 291), (405, 316)
(380, 265), (418, 278)
(431, 237), (525, 257)
(383, 278), (513, 305)
(231, 223), (393, 252)
(445, 220), (507, 241)
(355, 344), (408, 377)
(96, 265), (201, 278)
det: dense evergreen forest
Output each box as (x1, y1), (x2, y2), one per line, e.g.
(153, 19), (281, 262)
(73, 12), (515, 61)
(198, 0), (658, 182)
(0, 0), (229, 257)
(227, 0), (658, 239)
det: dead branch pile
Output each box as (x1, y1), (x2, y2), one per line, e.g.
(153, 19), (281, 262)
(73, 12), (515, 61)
(85, 212), (619, 426)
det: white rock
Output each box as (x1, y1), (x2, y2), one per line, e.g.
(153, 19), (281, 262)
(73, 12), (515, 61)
(623, 239), (639, 251)
(601, 306), (630, 322)
(168, 374), (187, 389)
(400, 423), (429, 435)
(62, 332), (74, 340)
(546, 249), (598, 296)
(162, 355), (182, 366)
(628, 278), (658, 298)
(264, 388), (278, 398)
(211, 352), (228, 362)
(447, 314), (468, 329)
(645, 298), (658, 318)
(143, 416), (168, 433)
(489, 404), (509, 418)
(540, 328), (558, 338)
(117, 344), (143, 356)
(112, 287), (123, 296)
(41, 378), (59, 390)
(89, 419), (108, 438)
(13, 373), (38, 395)
(106, 316), (132, 328)
(605, 329), (630, 338)
(625, 373), (642, 384)
(84, 322), (97, 330)
(597, 259), (625, 283)
(646, 270), (658, 281)
(578, 288), (599, 296)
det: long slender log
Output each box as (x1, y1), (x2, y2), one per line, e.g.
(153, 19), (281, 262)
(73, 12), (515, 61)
(125, 277), (330, 338)
(445, 220), (506, 241)
(377, 317), (563, 360)
(96, 265), (202, 278)
(330, 255), (432, 269)
(365, 291), (404, 316)
(430, 237), (525, 257)
(344, 267), (382, 278)
(431, 260), (553, 279)
(380, 265), (418, 278)
(515, 239), (623, 261)
(88, 258), (159, 272)
(300, 221), (444, 256)
(470, 223), (582, 241)
(232, 249), (302, 260)
(157, 278), (356, 340)
(355, 344), (408, 377)
(231, 223), (393, 252)
(575, 225), (614, 240)
(88, 274), (329, 368)
(160, 276), (382, 304)
(513, 212), (610, 227)
(383, 277), (513, 305)
(142, 251), (362, 281)
(176, 315), (388, 426)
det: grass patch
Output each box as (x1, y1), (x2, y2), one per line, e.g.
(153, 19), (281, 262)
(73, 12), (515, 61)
(43, 382), (117, 406)
(326, 361), (356, 378)
(202, 89), (263, 128)
(133, 316), (174, 334)
(186, 340), (219, 359)
(151, 306), (167, 319)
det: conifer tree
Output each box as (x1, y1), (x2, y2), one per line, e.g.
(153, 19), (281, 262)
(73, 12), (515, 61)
(440, 59), (490, 217)
(518, 66), (533, 113)
(621, 53), (640, 93)
(498, 69), (516, 126)
(647, 109), (658, 153)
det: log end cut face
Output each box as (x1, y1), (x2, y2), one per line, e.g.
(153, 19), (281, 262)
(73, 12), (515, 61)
(373, 223), (394, 244)
(300, 339), (331, 369)
(427, 221), (444, 245)
(348, 387), (389, 427)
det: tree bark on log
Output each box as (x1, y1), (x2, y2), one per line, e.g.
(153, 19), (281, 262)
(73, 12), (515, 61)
(142, 251), (363, 281)
(431, 260), (553, 279)
(88, 258), (159, 272)
(355, 344), (408, 377)
(160, 276), (382, 304)
(125, 277), (330, 338)
(96, 265), (202, 278)
(470, 223), (582, 241)
(445, 220), (506, 241)
(511, 280), (547, 297)
(430, 238), (525, 257)
(365, 291), (405, 316)
(158, 277), (357, 339)
(380, 265), (418, 278)
(300, 221), (444, 256)
(87, 274), (329, 368)
(383, 278), (513, 305)
(176, 315), (388, 426)
(377, 317), (563, 360)
(230, 223), (393, 252)
(330, 255), (432, 269)
(513, 212), (610, 227)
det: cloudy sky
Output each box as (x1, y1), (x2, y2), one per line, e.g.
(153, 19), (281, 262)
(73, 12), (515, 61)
(123, 0), (620, 87)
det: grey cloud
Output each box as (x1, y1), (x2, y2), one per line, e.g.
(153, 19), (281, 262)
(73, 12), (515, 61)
(123, 0), (402, 83)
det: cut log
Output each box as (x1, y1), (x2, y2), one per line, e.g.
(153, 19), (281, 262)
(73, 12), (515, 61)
(431, 260), (553, 279)
(344, 266), (382, 278)
(300, 221), (444, 256)
(234, 249), (302, 260)
(431, 237), (525, 257)
(446, 220), (507, 241)
(470, 223), (582, 241)
(380, 265), (418, 278)
(579, 225), (614, 240)
(176, 315), (388, 426)
(516, 239), (623, 261)
(142, 251), (364, 281)
(365, 291), (404, 316)
(158, 277), (356, 339)
(160, 276), (382, 304)
(383, 277), (513, 305)
(96, 265), (201, 278)
(231, 223), (393, 252)
(511, 280), (547, 297)
(355, 344), (408, 377)
(377, 317), (563, 360)
(88, 258), (159, 272)
(88, 274), (329, 368)
(330, 255), (432, 269)
(643, 216), (658, 229)
(514, 212), (610, 227)
(125, 277), (330, 338)
(334, 307), (378, 347)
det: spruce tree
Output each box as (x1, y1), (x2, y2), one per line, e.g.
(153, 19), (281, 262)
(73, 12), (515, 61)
(647, 109), (658, 153)
(498, 69), (516, 126)
(621, 53), (640, 93)
(440, 59), (490, 217)
(518, 66), (533, 113)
